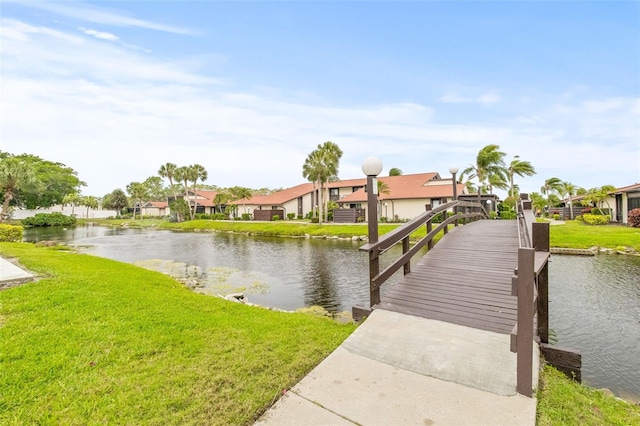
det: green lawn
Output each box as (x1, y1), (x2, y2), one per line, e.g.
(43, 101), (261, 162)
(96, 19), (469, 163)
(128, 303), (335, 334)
(537, 365), (640, 426)
(549, 220), (640, 251)
(0, 243), (356, 425)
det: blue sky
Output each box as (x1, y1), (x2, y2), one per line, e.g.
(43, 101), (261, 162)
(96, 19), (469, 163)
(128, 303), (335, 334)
(1, 0), (639, 198)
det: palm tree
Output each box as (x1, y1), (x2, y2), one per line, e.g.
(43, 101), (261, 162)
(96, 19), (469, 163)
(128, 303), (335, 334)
(584, 185), (616, 220)
(302, 142), (343, 223)
(228, 186), (253, 218)
(62, 192), (82, 216)
(541, 177), (563, 216)
(389, 168), (403, 177)
(126, 182), (148, 220)
(302, 150), (324, 223)
(0, 158), (37, 222)
(317, 141), (343, 222)
(558, 181), (578, 219)
(187, 164), (208, 220)
(462, 144), (507, 204)
(82, 195), (99, 218)
(507, 156), (536, 199)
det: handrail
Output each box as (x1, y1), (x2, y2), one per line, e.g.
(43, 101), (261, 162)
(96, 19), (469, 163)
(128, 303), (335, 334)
(359, 199), (488, 306)
(511, 194), (552, 397)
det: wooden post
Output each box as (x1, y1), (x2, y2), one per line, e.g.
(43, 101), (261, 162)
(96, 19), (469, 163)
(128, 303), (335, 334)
(533, 222), (550, 344)
(427, 221), (433, 250)
(402, 237), (411, 275)
(366, 174), (380, 306)
(516, 247), (535, 397)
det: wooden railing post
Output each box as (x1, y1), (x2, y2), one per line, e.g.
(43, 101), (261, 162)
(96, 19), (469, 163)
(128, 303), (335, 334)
(402, 237), (411, 275)
(426, 221), (433, 250)
(516, 247), (535, 397)
(533, 222), (550, 344)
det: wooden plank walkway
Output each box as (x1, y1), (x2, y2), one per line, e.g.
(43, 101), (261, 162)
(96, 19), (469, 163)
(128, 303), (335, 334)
(376, 220), (519, 334)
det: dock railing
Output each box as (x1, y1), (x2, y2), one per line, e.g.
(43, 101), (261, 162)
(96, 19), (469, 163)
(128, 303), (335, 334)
(511, 193), (551, 397)
(356, 200), (488, 314)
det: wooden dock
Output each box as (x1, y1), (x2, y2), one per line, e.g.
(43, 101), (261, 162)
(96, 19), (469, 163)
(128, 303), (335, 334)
(376, 220), (519, 335)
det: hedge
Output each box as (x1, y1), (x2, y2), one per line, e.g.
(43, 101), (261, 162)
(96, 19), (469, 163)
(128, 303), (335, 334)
(0, 224), (23, 242)
(582, 214), (610, 225)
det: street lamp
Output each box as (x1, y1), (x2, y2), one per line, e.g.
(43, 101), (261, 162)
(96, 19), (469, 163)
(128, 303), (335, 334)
(449, 166), (459, 226)
(449, 166), (459, 201)
(362, 156), (383, 242)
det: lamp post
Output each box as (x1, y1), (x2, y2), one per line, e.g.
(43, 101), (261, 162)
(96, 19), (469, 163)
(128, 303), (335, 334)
(449, 166), (459, 226)
(362, 156), (383, 306)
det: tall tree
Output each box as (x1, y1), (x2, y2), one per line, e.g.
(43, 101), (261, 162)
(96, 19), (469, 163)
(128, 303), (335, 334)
(228, 186), (253, 218)
(62, 192), (82, 216)
(507, 156), (536, 199)
(158, 162), (178, 201)
(558, 181), (579, 219)
(462, 144), (506, 204)
(302, 142), (343, 223)
(3, 153), (85, 209)
(104, 189), (128, 215)
(143, 176), (165, 201)
(584, 185), (616, 220)
(541, 177), (563, 216)
(126, 182), (148, 220)
(389, 168), (403, 177)
(187, 164), (208, 220)
(82, 195), (99, 218)
(0, 157), (37, 222)
(302, 150), (324, 223)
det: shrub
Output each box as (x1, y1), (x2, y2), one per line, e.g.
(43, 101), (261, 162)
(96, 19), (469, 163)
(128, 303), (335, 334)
(22, 212), (76, 227)
(575, 215), (584, 222)
(287, 213), (295, 220)
(0, 224), (23, 242)
(211, 213), (227, 220)
(591, 208), (610, 216)
(310, 217), (319, 223)
(297, 215), (303, 220)
(272, 215), (280, 221)
(500, 211), (517, 220)
(628, 208), (640, 228)
(553, 214), (561, 220)
(241, 213), (252, 221)
(582, 214), (609, 225)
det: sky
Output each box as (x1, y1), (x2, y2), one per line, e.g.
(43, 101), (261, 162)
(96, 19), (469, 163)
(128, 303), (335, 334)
(1, 0), (639, 199)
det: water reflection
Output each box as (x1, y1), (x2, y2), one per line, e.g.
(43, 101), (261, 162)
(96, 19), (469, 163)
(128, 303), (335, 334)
(549, 254), (640, 401)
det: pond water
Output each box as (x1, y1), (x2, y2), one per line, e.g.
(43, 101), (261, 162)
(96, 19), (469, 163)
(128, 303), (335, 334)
(22, 225), (640, 401)
(548, 254), (640, 402)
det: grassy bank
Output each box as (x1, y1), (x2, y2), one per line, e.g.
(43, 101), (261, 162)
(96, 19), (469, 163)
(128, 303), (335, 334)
(0, 243), (356, 425)
(537, 365), (640, 425)
(548, 220), (640, 251)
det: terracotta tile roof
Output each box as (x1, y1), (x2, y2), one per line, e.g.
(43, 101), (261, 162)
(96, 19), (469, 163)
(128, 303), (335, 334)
(233, 172), (464, 206)
(230, 183), (315, 206)
(337, 173), (464, 203)
(144, 201), (169, 208)
(615, 183), (640, 193)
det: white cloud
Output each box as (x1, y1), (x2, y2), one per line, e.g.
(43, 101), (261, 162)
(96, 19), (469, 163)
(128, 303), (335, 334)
(78, 27), (119, 41)
(440, 91), (501, 105)
(10, 1), (194, 35)
(1, 18), (638, 199)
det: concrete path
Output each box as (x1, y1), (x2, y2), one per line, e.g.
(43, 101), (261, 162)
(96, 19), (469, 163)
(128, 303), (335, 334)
(256, 309), (538, 426)
(0, 256), (34, 289)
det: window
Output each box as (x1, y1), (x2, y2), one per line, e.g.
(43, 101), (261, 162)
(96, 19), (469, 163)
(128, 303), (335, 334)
(330, 188), (339, 201)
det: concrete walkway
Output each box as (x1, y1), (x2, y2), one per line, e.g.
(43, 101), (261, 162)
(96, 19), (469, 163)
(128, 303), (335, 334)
(0, 256), (34, 289)
(256, 309), (538, 426)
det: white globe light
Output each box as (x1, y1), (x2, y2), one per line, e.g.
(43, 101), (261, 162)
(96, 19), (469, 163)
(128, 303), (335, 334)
(362, 156), (383, 176)
(449, 166), (459, 174)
